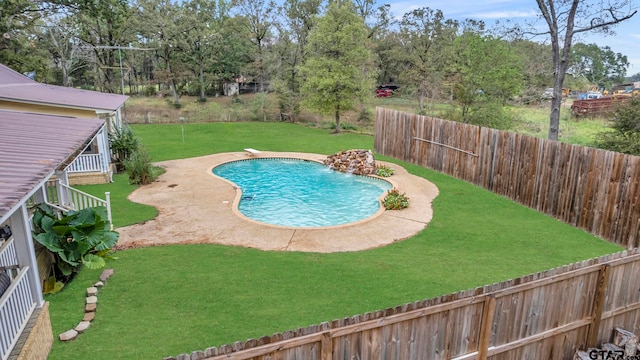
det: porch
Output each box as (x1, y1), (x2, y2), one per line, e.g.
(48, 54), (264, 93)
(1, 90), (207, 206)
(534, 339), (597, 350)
(65, 122), (113, 185)
(0, 180), (111, 360)
(0, 237), (38, 360)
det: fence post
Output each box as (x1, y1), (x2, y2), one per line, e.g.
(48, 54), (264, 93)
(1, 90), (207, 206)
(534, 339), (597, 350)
(105, 192), (113, 230)
(320, 331), (332, 360)
(477, 295), (496, 360)
(586, 264), (610, 347)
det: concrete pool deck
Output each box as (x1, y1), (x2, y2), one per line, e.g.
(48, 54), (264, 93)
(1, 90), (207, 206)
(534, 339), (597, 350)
(116, 152), (439, 253)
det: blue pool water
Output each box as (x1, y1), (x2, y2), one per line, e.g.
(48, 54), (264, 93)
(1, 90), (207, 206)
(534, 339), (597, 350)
(212, 158), (392, 227)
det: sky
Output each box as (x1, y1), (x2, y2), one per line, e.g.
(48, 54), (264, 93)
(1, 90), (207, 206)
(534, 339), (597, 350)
(384, 0), (640, 77)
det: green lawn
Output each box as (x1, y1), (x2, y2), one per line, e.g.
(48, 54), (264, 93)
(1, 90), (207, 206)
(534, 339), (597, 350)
(48, 122), (622, 359)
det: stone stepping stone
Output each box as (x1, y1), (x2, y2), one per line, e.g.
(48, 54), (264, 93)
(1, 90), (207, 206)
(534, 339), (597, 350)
(59, 329), (78, 341)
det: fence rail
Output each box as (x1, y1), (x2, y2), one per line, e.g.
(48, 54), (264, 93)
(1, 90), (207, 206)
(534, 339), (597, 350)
(166, 249), (640, 360)
(42, 181), (112, 227)
(373, 107), (640, 249)
(0, 237), (17, 268)
(66, 153), (107, 173)
(0, 266), (36, 360)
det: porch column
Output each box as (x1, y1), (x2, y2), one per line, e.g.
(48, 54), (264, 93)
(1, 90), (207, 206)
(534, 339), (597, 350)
(55, 170), (70, 208)
(95, 126), (111, 174)
(12, 205), (44, 305)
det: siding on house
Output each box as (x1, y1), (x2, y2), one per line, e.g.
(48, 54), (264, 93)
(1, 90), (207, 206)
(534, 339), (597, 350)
(0, 100), (96, 119)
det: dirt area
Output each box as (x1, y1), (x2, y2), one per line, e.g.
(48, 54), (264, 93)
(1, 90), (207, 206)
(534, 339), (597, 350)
(116, 151), (439, 253)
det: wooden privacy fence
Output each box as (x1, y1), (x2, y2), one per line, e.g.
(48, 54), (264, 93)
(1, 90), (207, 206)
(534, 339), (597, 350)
(373, 107), (640, 249)
(166, 249), (640, 360)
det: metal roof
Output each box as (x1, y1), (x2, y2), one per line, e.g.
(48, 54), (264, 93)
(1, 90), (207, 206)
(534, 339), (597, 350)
(0, 63), (128, 111)
(0, 110), (105, 222)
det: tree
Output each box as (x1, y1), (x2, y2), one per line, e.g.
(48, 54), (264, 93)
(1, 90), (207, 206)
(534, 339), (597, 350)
(235, 0), (277, 93)
(534, 0), (636, 140)
(449, 31), (523, 127)
(135, 0), (188, 106)
(71, 0), (135, 93)
(0, 0), (55, 78)
(44, 17), (89, 87)
(569, 43), (629, 87)
(180, 0), (230, 101)
(399, 7), (458, 113)
(510, 39), (554, 102)
(300, 0), (374, 133)
(271, 0), (322, 121)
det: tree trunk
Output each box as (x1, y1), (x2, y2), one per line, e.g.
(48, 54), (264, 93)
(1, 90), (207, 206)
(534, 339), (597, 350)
(334, 106), (341, 133)
(547, 20), (572, 141)
(198, 58), (206, 101)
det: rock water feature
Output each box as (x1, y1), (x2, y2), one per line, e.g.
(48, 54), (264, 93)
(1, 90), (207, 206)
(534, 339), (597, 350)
(323, 149), (376, 175)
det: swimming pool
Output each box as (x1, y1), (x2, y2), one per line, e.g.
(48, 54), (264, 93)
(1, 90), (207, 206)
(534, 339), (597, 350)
(212, 158), (392, 227)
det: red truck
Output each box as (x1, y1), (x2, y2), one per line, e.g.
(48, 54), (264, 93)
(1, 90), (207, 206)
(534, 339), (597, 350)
(376, 85), (398, 97)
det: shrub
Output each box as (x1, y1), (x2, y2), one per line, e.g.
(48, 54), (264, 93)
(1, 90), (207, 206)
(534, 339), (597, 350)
(596, 98), (640, 155)
(143, 85), (157, 96)
(466, 101), (516, 130)
(375, 164), (395, 177)
(109, 125), (140, 171)
(383, 188), (409, 210)
(32, 204), (118, 290)
(124, 146), (157, 185)
(330, 122), (358, 131)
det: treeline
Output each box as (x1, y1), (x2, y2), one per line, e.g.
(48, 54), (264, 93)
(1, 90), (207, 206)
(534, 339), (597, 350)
(0, 0), (633, 127)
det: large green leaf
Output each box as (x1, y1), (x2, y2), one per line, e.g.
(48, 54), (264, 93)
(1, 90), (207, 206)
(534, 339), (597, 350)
(83, 254), (106, 269)
(58, 252), (80, 267)
(56, 261), (74, 276)
(37, 215), (55, 233)
(95, 230), (119, 251)
(84, 226), (106, 247)
(33, 232), (64, 253)
(69, 208), (96, 227)
(93, 206), (109, 222)
(52, 224), (75, 236)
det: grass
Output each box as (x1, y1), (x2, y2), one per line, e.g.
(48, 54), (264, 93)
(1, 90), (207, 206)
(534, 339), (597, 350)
(73, 174), (157, 228)
(48, 121), (622, 359)
(511, 102), (611, 145)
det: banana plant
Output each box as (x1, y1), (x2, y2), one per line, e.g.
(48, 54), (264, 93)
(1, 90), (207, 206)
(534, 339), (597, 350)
(32, 204), (119, 280)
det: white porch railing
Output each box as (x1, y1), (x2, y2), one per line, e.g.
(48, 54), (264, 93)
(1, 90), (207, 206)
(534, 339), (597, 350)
(66, 153), (107, 173)
(43, 180), (113, 228)
(0, 237), (17, 268)
(0, 238), (36, 360)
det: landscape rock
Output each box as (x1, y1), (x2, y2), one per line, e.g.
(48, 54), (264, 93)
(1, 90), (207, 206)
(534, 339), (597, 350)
(75, 321), (91, 333)
(83, 311), (96, 322)
(86, 296), (98, 304)
(87, 287), (98, 296)
(59, 329), (78, 341)
(85, 303), (97, 312)
(100, 268), (114, 281)
(94, 281), (104, 287)
(323, 149), (376, 175)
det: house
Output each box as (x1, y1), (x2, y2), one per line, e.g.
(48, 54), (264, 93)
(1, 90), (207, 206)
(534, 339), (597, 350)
(0, 109), (110, 360)
(0, 64), (129, 185)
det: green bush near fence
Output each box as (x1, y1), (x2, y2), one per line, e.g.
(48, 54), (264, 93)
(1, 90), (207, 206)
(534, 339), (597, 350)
(48, 122), (622, 359)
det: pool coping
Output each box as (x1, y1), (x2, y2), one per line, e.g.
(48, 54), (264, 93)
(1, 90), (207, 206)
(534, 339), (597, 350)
(116, 151), (439, 253)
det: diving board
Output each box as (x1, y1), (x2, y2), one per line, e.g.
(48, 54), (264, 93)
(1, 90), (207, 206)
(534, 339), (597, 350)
(244, 148), (262, 156)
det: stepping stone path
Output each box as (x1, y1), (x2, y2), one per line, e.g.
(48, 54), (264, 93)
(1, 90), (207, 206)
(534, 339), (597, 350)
(58, 269), (114, 342)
